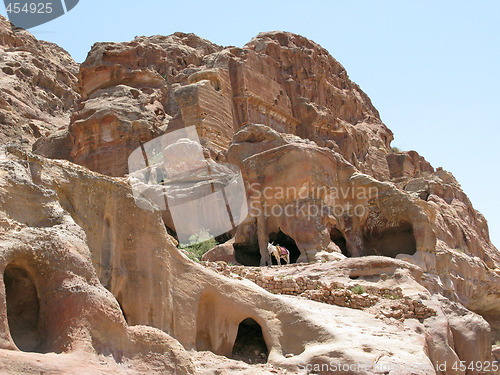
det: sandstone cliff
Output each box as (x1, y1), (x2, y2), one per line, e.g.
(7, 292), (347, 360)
(0, 16), (79, 156)
(1, 13), (500, 375)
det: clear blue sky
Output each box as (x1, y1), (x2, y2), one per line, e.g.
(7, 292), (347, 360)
(1, 1), (498, 247)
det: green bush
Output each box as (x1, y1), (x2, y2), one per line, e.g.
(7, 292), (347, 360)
(391, 146), (401, 153)
(180, 229), (218, 262)
(351, 285), (365, 295)
(382, 293), (401, 300)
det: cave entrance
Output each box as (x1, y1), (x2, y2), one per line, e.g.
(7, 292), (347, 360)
(363, 221), (417, 258)
(215, 231), (233, 245)
(165, 226), (179, 242)
(4, 264), (42, 352)
(268, 230), (300, 264)
(330, 228), (348, 257)
(116, 292), (129, 324)
(233, 242), (261, 266)
(231, 318), (268, 364)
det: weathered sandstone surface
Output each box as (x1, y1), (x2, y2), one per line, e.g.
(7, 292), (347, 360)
(0, 146), (452, 375)
(46, 30), (396, 178)
(0, 13), (499, 375)
(0, 17), (79, 155)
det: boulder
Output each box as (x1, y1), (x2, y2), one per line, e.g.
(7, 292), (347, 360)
(201, 239), (240, 265)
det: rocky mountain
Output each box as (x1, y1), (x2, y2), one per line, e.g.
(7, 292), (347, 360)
(0, 16), (79, 155)
(0, 14), (499, 374)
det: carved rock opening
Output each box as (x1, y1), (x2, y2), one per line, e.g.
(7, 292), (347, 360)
(231, 318), (268, 364)
(269, 230), (300, 264)
(330, 228), (348, 256)
(116, 291), (129, 324)
(234, 230), (301, 265)
(233, 242), (261, 266)
(362, 221), (417, 258)
(215, 232), (233, 245)
(4, 264), (42, 352)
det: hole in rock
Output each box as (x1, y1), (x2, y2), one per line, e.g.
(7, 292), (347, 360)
(231, 318), (268, 364)
(215, 231), (233, 245)
(330, 228), (348, 257)
(268, 230), (300, 264)
(363, 221), (417, 258)
(165, 225), (179, 242)
(233, 242), (261, 266)
(4, 264), (42, 352)
(2, 67), (14, 75)
(116, 292), (129, 324)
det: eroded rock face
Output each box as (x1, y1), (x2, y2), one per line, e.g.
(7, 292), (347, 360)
(69, 33), (224, 176)
(226, 124), (500, 340)
(0, 16), (79, 152)
(62, 30), (402, 180)
(50, 28), (499, 357)
(1, 146), (453, 374)
(69, 84), (169, 176)
(228, 124), (436, 265)
(0, 147), (195, 374)
(242, 32), (395, 179)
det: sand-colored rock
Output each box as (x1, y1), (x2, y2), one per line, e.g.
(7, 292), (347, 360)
(0, 145), (466, 374)
(0, 16), (79, 152)
(201, 239), (240, 265)
(0, 147), (194, 374)
(228, 124), (436, 265)
(69, 84), (169, 176)
(68, 33), (226, 176)
(57, 30), (399, 182)
(386, 150), (434, 179)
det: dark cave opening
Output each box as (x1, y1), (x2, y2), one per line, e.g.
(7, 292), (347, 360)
(330, 228), (348, 257)
(268, 230), (300, 264)
(233, 242), (261, 266)
(165, 225), (178, 241)
(233, 230), (300, 266)
(363, 221), (417, 258)
(231, 318), (268, 364)
(4, 264), (42, 352)
(215, 231), (234, 245)
(116, 292), (129, 324)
